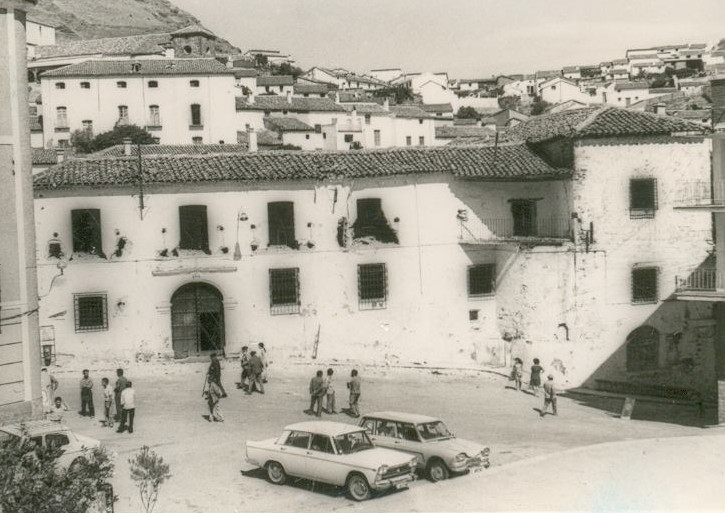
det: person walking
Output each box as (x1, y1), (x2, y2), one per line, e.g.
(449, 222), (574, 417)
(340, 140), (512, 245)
(246, 350), (264, 395)
(239, 346), (250, 391)
(117, 381), (136, 433)
(114, 369), (128, 422)
(307, 370), (325, 417)
(40, 368), (58, 414)
(347, 369), (361, 418)
(529, 358), (544, 396)
(79, 369), (94, 418)
(46, 396), (68, 423)
(324, 368), (337, 414)
(258, 342), (268, 383)
(205, 379), (224, 422)
(207, 353), (228, 398)
(510, 358), (523, 391)
(540, 375), (558, 417)
(101, 377), (114, 428)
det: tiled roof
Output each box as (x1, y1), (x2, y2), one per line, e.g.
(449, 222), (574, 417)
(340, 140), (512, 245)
(614, 81), (649, 90)
(264, 117), (314, 132)
(34, 145), (568, 190)
(689, 43), (707, 50)
(237, 130), (282, 147)
(612, 68), (629, 73)
(35, 33), (171, 59)
(672, 110), (711, 121)
(649, 87), (678, 94)
(257, 75), (294, 86)
(170, 25), (216, 38)
(507, 106), (704, 144)
(435, 126), (497, 139)
(453, 118), (479, 126)
(612, 59), (629, 65)
(562, 66), (580, 73)
(389, 105), (431, 119)
(42, 59), (234, 78)
(629, 54), (660, 60)
(92, 144), (248, 157)
(26, 13), (61, 28)
(32, 148), (58, 166)
(236, 96), (346, 112)
(422, 103), (454, 113)
(346, 74), (388, 86)
(343, 103), (392, 116)
(232, 68), (258, 78)
(294, 84), (330, 94)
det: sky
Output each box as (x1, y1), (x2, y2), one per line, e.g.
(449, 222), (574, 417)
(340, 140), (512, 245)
(172, 0), (725, 78)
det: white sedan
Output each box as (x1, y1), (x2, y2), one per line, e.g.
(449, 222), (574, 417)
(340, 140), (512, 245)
(245, 420), (417, 501)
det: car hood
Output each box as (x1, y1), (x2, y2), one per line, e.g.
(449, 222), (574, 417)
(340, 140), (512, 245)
(75, 434), (101, 449)
(430, 437), (486, 456)
(344, 447), (415, 469)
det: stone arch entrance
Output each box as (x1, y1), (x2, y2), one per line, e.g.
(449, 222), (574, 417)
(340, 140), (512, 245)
(171, 283), (225, 358)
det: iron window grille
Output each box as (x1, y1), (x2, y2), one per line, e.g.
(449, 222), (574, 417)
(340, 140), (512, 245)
(625, 325), (659, 372)
(467, 264), (496, 297)
(179, 205), (210, 252)
(631, 267), (658, 304)
(71, 209), (103, 256)
(148, 80), (158, 88)
(358, 263), (387, 310)
(629, 178), (657, 219)
(74, 294), (108, 332)
(269, 268), (300, 315)
(190, 80), (200, 87)
(268, 201), (296, 247)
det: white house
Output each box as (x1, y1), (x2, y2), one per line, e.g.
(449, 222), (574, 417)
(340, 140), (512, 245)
(256, 75), (294, 96)
(243, 49), (294, 66)
(602, 81), (675, 107)
(538, 77), (590, 104)
(25, 14), (56, 58)
(562, 66), (581, 80)
(264, 117), (324, 150)
(369, 68), (402, 82)
(40, 59), (238, 147)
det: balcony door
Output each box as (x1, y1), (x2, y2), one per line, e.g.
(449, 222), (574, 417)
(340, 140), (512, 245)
(171, 283), (225, 358)
(511, 199), (537, 237)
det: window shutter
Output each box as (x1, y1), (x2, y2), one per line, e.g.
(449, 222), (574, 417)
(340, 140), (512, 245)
(179, 205), (208, 251)
(268, 202), (295, 246)
(71, 209), (102, 254)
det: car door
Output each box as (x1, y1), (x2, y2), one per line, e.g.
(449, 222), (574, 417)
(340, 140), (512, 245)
(368, 419), (398, 451)
(279, 430), (311, 477)
(307, 434), (341, 485)
(390, 422), (425, 463)
(46, 432), (73, 468)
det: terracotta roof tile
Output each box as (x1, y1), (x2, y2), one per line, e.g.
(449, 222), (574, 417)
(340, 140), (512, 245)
(92, 144), (248, 157)
(293, 84), (330, 94)
(422, 103), (454, 113)
(236, 96), (346, 112)
(264, 117), (314, 132)
(389, 105), (432, 119)
(32, 148), (57, 166)
(257, 75), (294, 86)
(170, 25), (216, 38)
(435, 126), (496, 139)
(42, 59), (233, 78)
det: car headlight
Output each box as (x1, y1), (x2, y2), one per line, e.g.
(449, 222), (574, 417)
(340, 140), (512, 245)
(377, 464), (389, 477)
(482, 447), (490, 457)
(410, 455), (422, 467)
(454, 453), (467, 463)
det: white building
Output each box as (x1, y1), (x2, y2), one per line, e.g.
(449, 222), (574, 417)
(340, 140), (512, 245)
(40, 59), (238, 147)
(538, 77), (591, 104)
(256, 75), (294, 95)
(243, 49), (294, 66)
(369, 68), (402, 82)
(601, 81), (675, 107)
(25, 14), (56, 58)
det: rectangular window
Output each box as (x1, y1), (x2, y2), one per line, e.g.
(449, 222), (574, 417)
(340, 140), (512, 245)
(344, 134), (354, 143)
(190, 80), (200, 87)
(118, 105), (129, 125)
(192, 136), (203, 144)
(358, 263), (387, 310)
(632, 267), (658, 304)
(178, 205), (209, 252)
(510, 199), (537, 236)
(81, 120), (93, 134)
(74, 294), (108, 333)
(267, 201), (296, 247)
(80, 82), (90, 89)
(468, 264), (496, 297)
(365, 114), (371, 125)
(116, 81), (127, 89)
(314, 124), (322, 133)
(56, 107), (68, 127)
(148, 80), (158, 88)
(55, 82), (65, 90)
(71, 209), (102, 255)
(149, 105), (160, 126)
(630, 178), (657, 219)
(418, 136), (425, 146)
(190, 104), (202, 126)
(269, 268), (300, 315)
(406, 136), (412, 146)
(374, 130), (381, 147)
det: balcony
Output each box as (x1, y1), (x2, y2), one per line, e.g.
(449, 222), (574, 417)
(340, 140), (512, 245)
(458, 217), (573, 245)
(674, 181), (725, 210)
(675, 268), (725, 300)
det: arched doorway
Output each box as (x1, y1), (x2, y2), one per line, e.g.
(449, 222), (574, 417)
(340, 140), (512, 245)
(171, 283), (225, 358)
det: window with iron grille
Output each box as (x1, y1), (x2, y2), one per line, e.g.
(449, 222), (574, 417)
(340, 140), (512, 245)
(71, 209), (103, 255)
(467, 264), (496, 297)
(268, 201), (296, 247)
(626, 325), (659, 371)
(352, 198), (398, 243)
(344, 134), (353, 143)
(374, 130), (381, 147)
(269, 268), (300, 315)
(116, 81), (127, 88)
(190, 80), (200, 87)
(74, 294), (108, 332)
(632, 266), (658, 304)
(190, 104), (202, 126)
(358, 263), (387, 310)
(629, 178), (657, 219)
(179, 205), (209, 252)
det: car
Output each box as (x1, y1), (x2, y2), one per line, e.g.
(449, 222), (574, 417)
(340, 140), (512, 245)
(245, 420), (417, 501)
(0, 419), (101, 472)
(359, 411), (490, 481)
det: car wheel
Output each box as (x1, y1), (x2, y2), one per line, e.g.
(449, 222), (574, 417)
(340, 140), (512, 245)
(265, 461), (287, 485)
(427, 458), (450, 482)
(346, 473), (371, 501)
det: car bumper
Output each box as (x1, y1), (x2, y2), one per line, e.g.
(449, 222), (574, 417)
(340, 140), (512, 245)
(450, 456), (490, 473)
(372, 472), (416, 490)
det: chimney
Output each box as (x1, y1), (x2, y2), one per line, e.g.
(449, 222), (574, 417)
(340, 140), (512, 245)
(123, 138), (132, 156)
(286, 90), (292, 104)
(654, 103), (666, 116)
(55, 148), (65, 163)
(383, 98), (390, 111)
(712, 78), (725, 131)
(247, 127), (258, 153)
(335, 92), (340, 104)
(226, 56), (233, 69)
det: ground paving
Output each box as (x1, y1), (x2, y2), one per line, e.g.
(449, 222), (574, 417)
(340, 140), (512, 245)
(49, 360), (720, 512)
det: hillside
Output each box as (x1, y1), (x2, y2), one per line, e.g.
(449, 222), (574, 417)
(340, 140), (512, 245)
(27, 0), (239, 54)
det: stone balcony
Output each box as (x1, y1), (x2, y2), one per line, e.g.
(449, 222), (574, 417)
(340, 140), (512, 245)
(675, 268), (725, 300)
(674, 181), (725, 211)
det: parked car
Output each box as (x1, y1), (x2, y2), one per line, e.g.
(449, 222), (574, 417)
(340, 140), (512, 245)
(0, 419), (101, 472)
(359, 411), (490, 481)
(245, 420), (417, 501)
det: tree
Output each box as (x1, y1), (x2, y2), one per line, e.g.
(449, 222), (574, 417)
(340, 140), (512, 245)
(498, 95), (522, 112)
(0, 432), (115, 513)
(271, 62), (304, 79)
(70, 128), (95, 154)
(129, 446), (172, 513)
(72, 125), (156, 154)
(530, 97), (551, 116)
(372, 85), (414, 104)
(456, 106), (479, 119)
(254, 53), (268, 69)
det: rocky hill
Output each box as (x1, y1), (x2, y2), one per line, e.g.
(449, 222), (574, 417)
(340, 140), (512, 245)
(27, 0), (239, 53)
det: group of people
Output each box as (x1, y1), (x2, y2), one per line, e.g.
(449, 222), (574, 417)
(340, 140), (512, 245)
(307, 368), (361, 418)
(41, 367), (137, 433)
(510, 357), (558, 416)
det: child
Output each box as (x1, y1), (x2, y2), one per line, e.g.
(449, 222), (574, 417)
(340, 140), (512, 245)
(347, 369), (361, 418)
(324, 368), (337, 414)
(47, 396), (68, 423)
(511, 358), (523, 391)
(239, 345), (250, 390)
(529, 358), (544, 396)
(102, 377), (114, 428)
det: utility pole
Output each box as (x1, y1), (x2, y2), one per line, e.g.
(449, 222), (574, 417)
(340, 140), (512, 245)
(137, 142), (145, 219)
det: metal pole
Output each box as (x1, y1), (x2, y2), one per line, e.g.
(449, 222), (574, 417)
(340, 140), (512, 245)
(137, 143), (145, 219)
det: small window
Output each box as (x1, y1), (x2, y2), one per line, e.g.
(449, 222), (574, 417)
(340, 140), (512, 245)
(74, 294), (108, 333)
(418, 119), (424, 124)
(344, 134), (354, 143)
(374, 130), (381, 147)
(82, 120), (93, 133)
(284, 431), (311, 449)
(310, 434), (335, 454)
(418, 136), (425, 146)
(55, 82), (65, 90)
(190, 104), (202, 126)
(305, 134), (310, 140)
(630, 178), (657, 219)
(71, 209), (103, 255)
(632, 267), (658, 304)
(48, 241), (63, 259)
(80, 82), (90, 89)
(149, 105), (160, 126)
(358, 263), (387, 310)
(183, 45), (192, 55)
(396, 422), (419, 441)
(626, 326), (659, 372)
(269, 268), (300, 315)
(406, 136), (412, 146)
(468, 264), (496, 297)
(179, 205), (209, 252)
(148, 80), (158, 88)
(376, 419), (397, 437)
(116, 81), (127, 89)
(118, 105), (129, 124)
(469, 309), (479, 321)
(190, 80), (200, 88)
(268, 201), (296, 247)
(364, 114), (371, 125)
(56, 106), (68, 127)
(314, 124), (322, 133)
(192, 136), (203, 144)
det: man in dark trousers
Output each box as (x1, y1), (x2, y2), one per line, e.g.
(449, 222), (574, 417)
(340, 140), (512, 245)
(540, 374), (558, 417)
(79, 369), (94, 417)
(114, 368), (128, 422)
(246, 350), (264, 395)
(347, 369), (361, 418)
(239, 346), (250, 391)
(207, 353), (227, 398)
(117, 381), (136, 433)
(307, 370), (325, 417)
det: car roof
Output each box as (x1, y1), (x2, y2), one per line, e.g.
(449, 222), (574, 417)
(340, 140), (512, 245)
(0, 420), (70, 437)
(362, 411), (441, 424)
(284, 421), (364, 437)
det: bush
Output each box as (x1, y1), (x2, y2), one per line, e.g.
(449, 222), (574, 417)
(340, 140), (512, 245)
(530, 97), (551, 116)
(129, 446), (172, 513)
(456, 106), (479, 119)
(72, 125), (156, 154)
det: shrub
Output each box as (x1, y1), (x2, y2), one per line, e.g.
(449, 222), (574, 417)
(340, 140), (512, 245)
(129, 446), (172, 513)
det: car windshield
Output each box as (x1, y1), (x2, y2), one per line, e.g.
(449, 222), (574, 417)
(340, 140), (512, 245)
(334, 431), (374, 454)
(416, 421), (453, 440)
